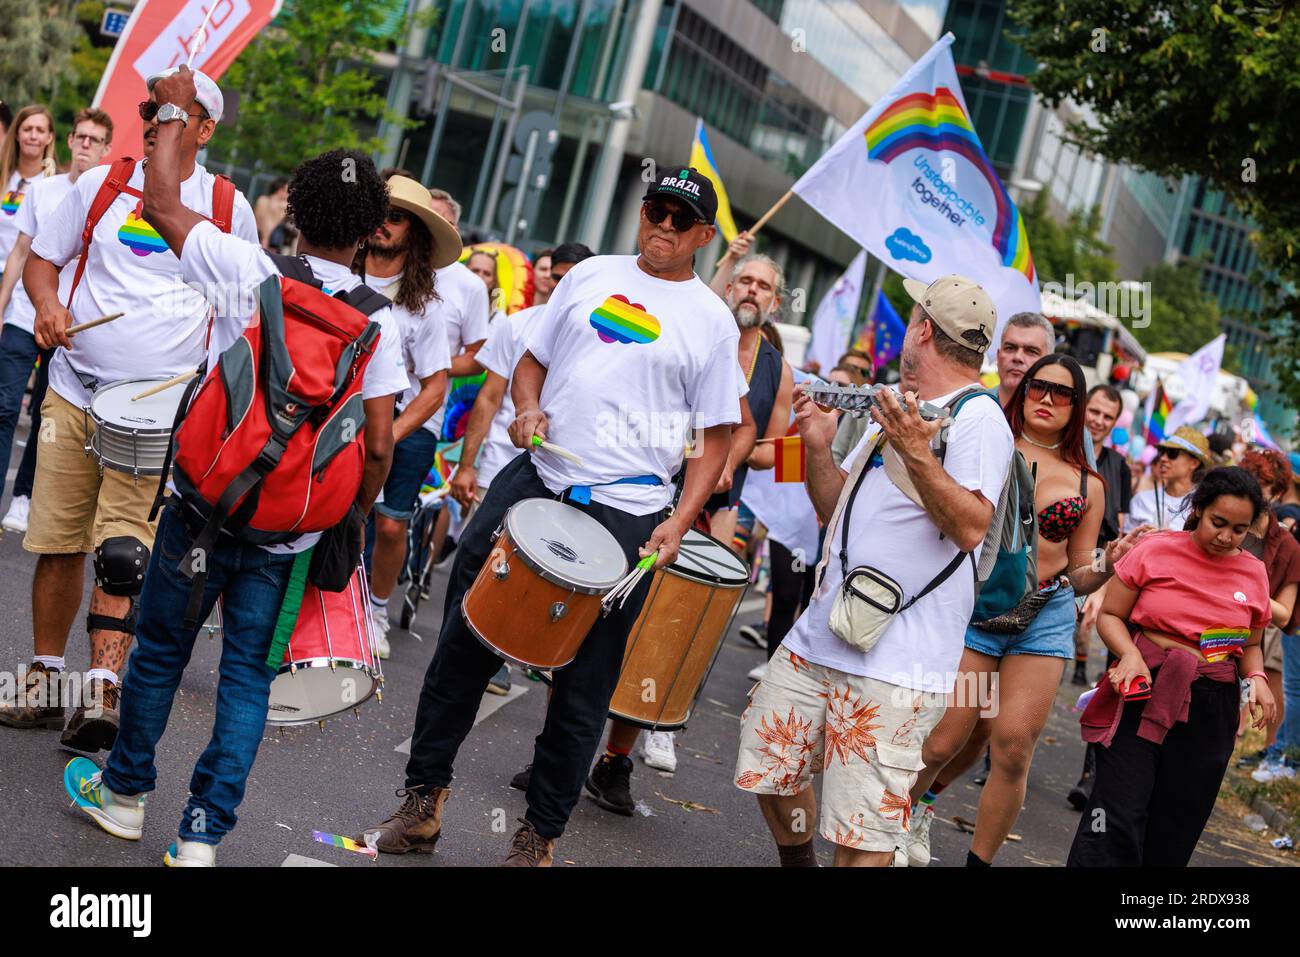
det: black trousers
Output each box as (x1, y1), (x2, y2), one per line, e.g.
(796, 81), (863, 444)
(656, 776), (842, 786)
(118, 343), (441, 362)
(1067, 671), (1239, 866)
(404, 453), (662, 839)
(766, 539), (815, 660)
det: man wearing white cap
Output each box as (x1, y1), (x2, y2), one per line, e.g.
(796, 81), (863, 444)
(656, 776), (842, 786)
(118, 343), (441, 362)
(734, 274), (1014, 867)
(2, 67), (257, 754)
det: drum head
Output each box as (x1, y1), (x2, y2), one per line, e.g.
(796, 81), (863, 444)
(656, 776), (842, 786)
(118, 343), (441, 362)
(90, 378), (187, 433)
(504, 498), (628, 593)
(669, 529), (750, 586)
(267, 662), (377, 725)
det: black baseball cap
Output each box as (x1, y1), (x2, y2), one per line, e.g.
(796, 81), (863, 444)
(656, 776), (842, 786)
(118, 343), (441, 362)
(642, 164), (717, 226)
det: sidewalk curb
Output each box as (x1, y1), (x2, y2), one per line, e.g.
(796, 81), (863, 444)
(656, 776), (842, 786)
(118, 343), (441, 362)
(1246, 791), (1295, 836)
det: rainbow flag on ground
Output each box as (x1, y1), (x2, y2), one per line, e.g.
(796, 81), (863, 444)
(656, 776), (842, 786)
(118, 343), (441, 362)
(773, 435), (805, 483)
(1143, 378), (1172, 447)
(689, 119), (738, 242)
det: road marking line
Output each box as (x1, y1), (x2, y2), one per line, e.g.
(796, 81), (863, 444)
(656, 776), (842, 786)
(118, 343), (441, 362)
(394, 681), (530, 754)
(282, 853), (337, 867)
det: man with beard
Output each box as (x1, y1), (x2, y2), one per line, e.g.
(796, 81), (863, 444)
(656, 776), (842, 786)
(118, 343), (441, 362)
(358, 173), (461, 659)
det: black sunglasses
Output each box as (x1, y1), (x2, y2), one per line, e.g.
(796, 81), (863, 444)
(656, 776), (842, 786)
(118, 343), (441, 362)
(1026, 377), (1077, 407)
(1157, 447), (1184, 461)
(137, 100), (208, 123)
(385, 208), (411, 225)
(643, 200), (700, 232)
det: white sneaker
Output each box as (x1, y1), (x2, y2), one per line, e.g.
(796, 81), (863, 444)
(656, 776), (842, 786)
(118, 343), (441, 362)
(747, 662), (768, 681)
(907, 804), (934, 866)
(164, 838), (216, 867)
(641, 730), (677, 772)
(1252, 758), (1296, 783)
(371, 606), (391, 660)
(2, 495), (29, 533)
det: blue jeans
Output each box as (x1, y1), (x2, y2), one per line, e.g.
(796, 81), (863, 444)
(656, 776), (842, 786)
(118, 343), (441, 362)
(1281, 631), (1300, 756)
(373, 428), (438, 522)
(102, 500), (295, 845)
(0, 323), (40, 501)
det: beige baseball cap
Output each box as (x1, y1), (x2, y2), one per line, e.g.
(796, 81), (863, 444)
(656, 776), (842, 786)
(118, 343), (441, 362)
(902, 275), (997, 354)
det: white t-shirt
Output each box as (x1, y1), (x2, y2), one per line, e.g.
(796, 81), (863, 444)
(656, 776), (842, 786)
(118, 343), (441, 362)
(179, 222), (409, 552)
(368, 270), (453, 414)
(0, 170), (36, 267)
(1127, 487), (1192, 531)
(415, 261), (491, 436)
(4, 173), (77, 334)
(474, 303), (545, 487)
(31, 161), (258, 408)
(523, 254), (745, 515)
(782, 385), (1014, 693)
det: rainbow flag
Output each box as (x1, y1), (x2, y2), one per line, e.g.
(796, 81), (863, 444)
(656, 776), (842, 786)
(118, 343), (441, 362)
(689, 119), (738, 242)
(312, 830), (378, 859)
(1143, 378), (1172, 447)
(440, 372), (488, 442)
(774, 436), (805, 483)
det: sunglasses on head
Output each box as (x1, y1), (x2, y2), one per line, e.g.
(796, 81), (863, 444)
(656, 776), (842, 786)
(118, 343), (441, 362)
(642, 200), (700, 232)
(137, 100), (207, 123)
(384, 208), (410, 225)
(1025, 378), (1077, 407)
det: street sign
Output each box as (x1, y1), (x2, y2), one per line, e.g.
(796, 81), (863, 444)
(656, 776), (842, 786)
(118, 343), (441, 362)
(101, 8), (131, 39)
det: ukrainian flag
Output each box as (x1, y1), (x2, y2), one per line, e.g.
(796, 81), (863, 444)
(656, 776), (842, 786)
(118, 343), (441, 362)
(689, 118), (738, 242)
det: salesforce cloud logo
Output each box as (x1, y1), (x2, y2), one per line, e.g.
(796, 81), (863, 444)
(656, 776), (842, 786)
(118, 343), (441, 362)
(885, 227), (932, 264)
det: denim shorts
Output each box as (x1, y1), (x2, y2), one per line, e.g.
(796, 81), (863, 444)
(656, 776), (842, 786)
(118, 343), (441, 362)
(374, 429), (439, 521)
(965, 582), (1077, 659)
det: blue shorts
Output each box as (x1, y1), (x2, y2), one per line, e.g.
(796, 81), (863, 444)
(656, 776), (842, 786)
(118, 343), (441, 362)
(964, 582), (1077, 660)
(374, 429), (438, 522)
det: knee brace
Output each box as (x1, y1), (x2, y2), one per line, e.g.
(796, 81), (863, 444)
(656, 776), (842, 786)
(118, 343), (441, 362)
(94, 536), (149, 597)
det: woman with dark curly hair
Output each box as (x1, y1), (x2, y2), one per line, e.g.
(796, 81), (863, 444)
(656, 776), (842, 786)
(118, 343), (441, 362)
(1069, 467), (1276, 866)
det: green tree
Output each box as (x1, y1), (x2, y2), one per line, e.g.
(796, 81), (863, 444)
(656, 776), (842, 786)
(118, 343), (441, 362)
(1019, 193), (1116, 288)
(212, 1), (417, 177)
(0, 0), (83, 137)
(1137, 260), (1228, 359)
(1009, 0), (1300, 412)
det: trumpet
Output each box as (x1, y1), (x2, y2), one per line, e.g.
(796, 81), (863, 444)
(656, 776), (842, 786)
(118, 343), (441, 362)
(799, 382), (946, 421)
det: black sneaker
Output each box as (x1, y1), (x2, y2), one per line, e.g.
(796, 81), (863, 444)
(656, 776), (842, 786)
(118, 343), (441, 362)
(738, 624), (767, 649)
(510, 764), (532, 791)
(585, 753), (634, 816)
(1071, 661), (1089, 686)
(1067, 773), (1093, 811)
(1235, 748), (1270, 769)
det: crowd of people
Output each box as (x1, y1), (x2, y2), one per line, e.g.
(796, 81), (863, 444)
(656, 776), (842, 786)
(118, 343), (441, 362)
(0, 69), (1295, 868)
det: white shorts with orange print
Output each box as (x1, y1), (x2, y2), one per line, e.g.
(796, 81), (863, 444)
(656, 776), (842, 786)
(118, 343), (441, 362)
(735, 643), (946, 852)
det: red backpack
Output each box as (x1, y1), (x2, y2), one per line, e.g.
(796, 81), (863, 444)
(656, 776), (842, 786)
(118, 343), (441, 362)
(156, 254), (389, 624)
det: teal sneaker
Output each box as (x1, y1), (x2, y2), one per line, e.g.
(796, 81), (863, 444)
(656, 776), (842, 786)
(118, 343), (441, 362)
(63, 757), (144, 840)
(163, 839), (215, 867)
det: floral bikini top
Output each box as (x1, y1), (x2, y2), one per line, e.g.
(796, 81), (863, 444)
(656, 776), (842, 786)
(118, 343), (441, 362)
(1037, 466), (1089, 544)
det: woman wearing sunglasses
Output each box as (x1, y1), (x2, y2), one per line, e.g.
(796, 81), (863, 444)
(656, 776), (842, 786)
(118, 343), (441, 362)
(1069, 467), (1275, 865)
(1128, 426), (1211, 530)
(906, 353), (1149, 866)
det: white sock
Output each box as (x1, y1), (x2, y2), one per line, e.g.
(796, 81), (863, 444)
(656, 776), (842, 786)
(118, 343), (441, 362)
(32, 655), (65, 671)
(370, 591), (389, 611)
(85, 668), (119, 686)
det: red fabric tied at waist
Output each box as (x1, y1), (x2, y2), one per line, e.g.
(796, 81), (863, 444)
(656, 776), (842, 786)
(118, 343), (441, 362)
(1080, 632), (1238, 748)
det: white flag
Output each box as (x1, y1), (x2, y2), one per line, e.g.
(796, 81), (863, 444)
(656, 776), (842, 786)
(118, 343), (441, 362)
(806, 250), (867, 374)
(1167, 333), (1226, 432)
(791, 33), (1038, 348)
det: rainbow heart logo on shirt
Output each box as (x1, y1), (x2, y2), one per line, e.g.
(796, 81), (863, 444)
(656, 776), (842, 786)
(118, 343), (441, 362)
(117, 211), (168, 256)
(589, 294), (660, 345)
(1, 190), (22, 215)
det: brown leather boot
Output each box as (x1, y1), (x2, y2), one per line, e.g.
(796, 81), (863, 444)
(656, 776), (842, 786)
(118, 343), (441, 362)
(502, 819), (555, 867)
(0, 662), (67, 730)
(60, 678), (121, 752)
(356, 786), (449, 854)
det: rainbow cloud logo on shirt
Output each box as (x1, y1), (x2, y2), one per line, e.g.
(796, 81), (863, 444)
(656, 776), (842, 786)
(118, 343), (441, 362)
(117, 211), (168, 256)
(589, 294), (660, 345)
(1, 190), (22, 215)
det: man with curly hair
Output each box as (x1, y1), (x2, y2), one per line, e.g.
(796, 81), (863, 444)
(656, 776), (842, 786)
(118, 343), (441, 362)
(58, 66), (458, 867)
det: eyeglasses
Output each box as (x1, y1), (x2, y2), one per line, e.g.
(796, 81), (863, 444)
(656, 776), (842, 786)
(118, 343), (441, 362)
(1025, 378), (1077, 407)
(1157, 448), (1184, 461)
(70, 132), (106, 147)
(137, 100), (208, 123)
(385, 208), (411, 225)
(642, 200), (700, 232)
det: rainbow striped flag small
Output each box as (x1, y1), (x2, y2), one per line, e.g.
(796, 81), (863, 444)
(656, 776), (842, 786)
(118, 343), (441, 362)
(1198, 627), (1249, 663)
(313, 830), (378, 858)
(1144, 378), (1172, 447)
(774, 435), (805, 483)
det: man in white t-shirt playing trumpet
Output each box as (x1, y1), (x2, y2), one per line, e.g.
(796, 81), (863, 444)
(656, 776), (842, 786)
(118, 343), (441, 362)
(355, 165), (747, 865)
(734, 275), (1014, 867)
(2, 70), (258, 754)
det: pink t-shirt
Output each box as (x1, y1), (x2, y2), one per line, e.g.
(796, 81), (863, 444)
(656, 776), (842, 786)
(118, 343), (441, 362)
(1115, 530), (1270, 660)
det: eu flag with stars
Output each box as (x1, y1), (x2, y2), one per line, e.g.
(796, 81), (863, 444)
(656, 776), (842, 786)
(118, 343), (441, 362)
(854, 290), (906, 373)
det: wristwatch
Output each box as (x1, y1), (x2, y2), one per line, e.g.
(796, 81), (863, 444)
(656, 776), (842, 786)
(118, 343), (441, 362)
(155, 103), (191, 124)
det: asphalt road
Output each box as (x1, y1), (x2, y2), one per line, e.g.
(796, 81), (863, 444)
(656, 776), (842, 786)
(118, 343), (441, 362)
(0, 434), (1291, 868)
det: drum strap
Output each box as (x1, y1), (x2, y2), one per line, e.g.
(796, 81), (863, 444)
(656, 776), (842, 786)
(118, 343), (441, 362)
(265, 548), (314, 671)
(566, 474), (661, 506)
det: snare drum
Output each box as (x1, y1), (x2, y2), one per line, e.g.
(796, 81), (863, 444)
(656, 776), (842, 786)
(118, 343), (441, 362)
(607, 529), (748, 730)
(87, 378), (186, 477)
(266, 567), (383, 726)
(462, 498), (627, 670)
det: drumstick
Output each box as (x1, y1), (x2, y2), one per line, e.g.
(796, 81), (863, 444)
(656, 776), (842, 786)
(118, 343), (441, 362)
(530, 434), (585, 466)
(131, 369), (199, 402)
(67, 312), (125, 336)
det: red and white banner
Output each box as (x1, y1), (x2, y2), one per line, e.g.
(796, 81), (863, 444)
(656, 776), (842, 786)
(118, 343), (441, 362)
(93, 0), (282, 157)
